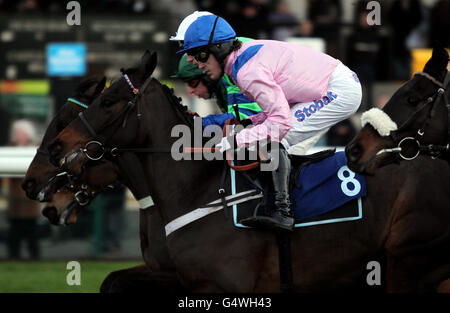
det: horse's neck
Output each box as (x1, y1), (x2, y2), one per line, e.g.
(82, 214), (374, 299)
(366, 157), (450, 242)
(139, 86), (226, 222)
(116, 152), (152, 203)
(142, 151), (225, 222)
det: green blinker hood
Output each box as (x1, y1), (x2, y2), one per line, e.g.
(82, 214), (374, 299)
(171, 53), (205, 79)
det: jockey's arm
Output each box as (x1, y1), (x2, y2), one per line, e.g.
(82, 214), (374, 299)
(201, 112), (235, 128)
(201, 106), (259, 129)
(234, 69), (291, 148)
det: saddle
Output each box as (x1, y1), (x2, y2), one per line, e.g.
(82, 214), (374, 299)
(215, 119), (365, 225)
(229, 149), (366, 227)
(234, 147), (336, 201)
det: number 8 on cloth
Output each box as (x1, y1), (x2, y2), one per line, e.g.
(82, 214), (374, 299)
(291, 151), (366, 220)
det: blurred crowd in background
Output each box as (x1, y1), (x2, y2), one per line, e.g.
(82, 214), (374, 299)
(0, 0), (448, 260)
(1, 0), (447, 107)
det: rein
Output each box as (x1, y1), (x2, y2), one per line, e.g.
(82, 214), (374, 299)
(192, 118), (265, 172)
(70, 73), (267, 221)
(76, 73), (265, 172)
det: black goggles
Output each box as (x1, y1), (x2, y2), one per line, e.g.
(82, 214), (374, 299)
(188, 48), (211, 63)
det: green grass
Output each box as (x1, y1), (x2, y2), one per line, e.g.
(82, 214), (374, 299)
(0, 260), (142, 293)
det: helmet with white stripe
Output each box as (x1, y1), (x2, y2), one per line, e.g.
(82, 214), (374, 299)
(169, 11), (213, 42)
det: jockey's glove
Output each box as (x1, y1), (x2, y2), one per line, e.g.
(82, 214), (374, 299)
(240, 119), (253, 127)
(216, 135), (237, 153)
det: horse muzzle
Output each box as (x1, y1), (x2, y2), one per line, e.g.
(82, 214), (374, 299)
(42, 194), (83, 226)
(36, 172), (71, 202)
(21, 177), (38, 200)
(345, 140), (379, 175)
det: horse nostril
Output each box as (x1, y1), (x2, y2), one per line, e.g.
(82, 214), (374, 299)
(42, 207), (59, 225)
(21, 178), (36, 193)
(346, 142), (363, 163)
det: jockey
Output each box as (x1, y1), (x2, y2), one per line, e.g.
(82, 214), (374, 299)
(170, 13), (262, 128)
(178, 14), (362, 231)
(171, 51), (262, 128)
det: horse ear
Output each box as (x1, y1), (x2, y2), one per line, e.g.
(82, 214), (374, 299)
(81, 77), (105, 98)
(92, 76), (107, 97)
(423, 42), (449, 82)
(138, 50), (157, 80)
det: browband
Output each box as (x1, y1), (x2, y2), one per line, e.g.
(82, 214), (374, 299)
(67, 98), (88, 109)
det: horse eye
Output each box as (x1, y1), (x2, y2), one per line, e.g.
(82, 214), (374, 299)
(102, 99), (114, 107)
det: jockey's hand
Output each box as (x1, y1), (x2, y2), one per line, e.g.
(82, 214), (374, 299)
(216, 135), (236, 153)
(240, 119), (253, 127)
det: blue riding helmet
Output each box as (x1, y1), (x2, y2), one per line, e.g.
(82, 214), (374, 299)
(177, 15), (237, 64)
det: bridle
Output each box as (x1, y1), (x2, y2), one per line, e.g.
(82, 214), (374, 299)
(74, 71), (267, 173)
(376, 71), (450, 161)
(76, 72), (154, 162)
(59, 69), (270, 222)
(38, 92), (150, 225)
(73, 71), (200, 163)
(37, 156), (98, 207)
(36, 97), (103, 206)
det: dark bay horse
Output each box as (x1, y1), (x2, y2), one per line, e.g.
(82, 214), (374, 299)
(345, 45), (450, 291)
(346, 45), (449, 174)
(47, 50), (450, 292)
(21, 77), (180, 292)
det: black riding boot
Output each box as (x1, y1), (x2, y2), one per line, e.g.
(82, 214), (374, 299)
(240, 146), (294, 231)
(266, 146), (294, 231)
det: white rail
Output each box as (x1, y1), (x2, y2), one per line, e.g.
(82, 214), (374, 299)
(0, 147), (37, 177)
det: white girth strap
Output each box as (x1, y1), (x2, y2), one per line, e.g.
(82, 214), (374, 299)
(164, 190), (263, 237)
(361, 108), (398, 137)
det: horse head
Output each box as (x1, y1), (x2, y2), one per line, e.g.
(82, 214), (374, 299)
(22, 77), (106, 200)
(21, 77), (125, 225)
(41, 161), (121, 225)
(48, 50), (158, 176)
(346, 44), (449, 174)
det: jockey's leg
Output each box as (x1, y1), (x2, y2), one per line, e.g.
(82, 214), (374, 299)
(267, 145), (294, 231)
(240, 145), (294, 231)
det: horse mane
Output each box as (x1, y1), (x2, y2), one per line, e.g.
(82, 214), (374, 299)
(156, 80), (196, 127)
(74, 77), (100, 98)
(120, 66), (195, 126)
